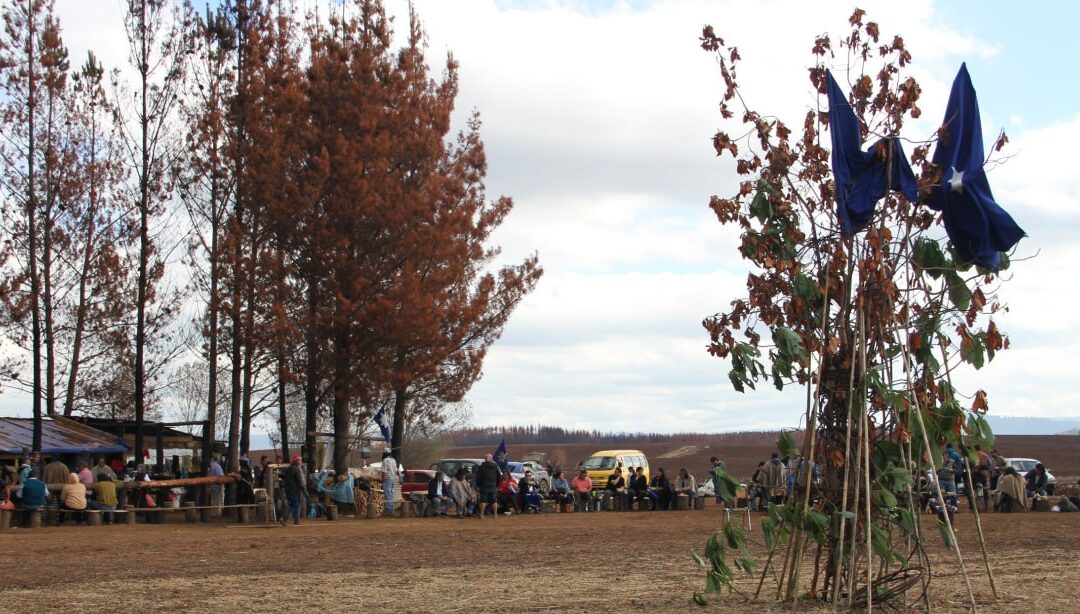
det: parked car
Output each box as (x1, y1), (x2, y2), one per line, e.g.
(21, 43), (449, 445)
(401, 469), (435, 495)
(431, 458), (484, 485)
(1004, 457), (1056, 494)
(579, 449), (650, 491)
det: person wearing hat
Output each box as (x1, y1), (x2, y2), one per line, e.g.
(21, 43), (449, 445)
(282, 454), (306, 526)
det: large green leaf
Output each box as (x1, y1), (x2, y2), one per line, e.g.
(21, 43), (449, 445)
(945, 270), (971, 311)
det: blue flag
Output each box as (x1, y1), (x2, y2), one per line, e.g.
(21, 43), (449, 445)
(373, 402), (392, 445)
(826, 70), (919, 236)
(927, 63), (1024, 271)
(493, 439), (508, 471)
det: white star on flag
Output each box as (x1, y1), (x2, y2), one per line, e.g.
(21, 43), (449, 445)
(948, 167), (965, 193)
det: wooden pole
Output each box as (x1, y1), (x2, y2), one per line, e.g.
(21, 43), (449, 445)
(902, 347), (977, 612)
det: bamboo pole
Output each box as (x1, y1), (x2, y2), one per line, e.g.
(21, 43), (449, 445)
(858, 310), (873, 614)
(963, 455), (998, 599)
(902, 346), (978, 612)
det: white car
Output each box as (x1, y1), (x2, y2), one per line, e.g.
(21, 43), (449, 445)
(1003, 457), (1056, 494)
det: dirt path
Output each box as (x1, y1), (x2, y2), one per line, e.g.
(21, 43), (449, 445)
(3, 506), (1078, 613)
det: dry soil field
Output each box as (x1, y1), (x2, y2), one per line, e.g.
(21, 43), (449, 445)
(3, 503), (1078, 613)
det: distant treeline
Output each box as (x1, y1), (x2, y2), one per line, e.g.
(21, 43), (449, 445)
(447, 425), (791, 446)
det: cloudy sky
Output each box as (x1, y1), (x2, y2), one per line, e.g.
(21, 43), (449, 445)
(34, 0), (1080, 435)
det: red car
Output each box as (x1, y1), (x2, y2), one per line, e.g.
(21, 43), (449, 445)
(402, 469), (435, 494)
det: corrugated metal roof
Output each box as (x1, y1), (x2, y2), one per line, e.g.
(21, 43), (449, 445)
(0, 417), (128, 455)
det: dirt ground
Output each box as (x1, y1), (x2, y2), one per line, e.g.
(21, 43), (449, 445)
(3, 504), (1078, 613)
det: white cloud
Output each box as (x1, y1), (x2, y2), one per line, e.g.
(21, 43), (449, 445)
(28, 0), (1079, 433)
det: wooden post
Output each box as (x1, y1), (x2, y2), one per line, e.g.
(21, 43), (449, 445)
(181, 501), (197, 523)
(238, 506), (251, 524)
(124, 505), (137, 525)
(366, 496), (377, 519)
(677, 494), (690, 510)
(30, 509), (42, 528)
(1, 509), (11, 530)
(89, 510), (102, 526)
(325, 503), (337, 521)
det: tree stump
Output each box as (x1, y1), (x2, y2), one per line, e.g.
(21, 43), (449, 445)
(325, 503), (338, 521)
(0, 509), (11, 530)
(542, 499), (557, 514)
(89, 511), (102, 526)
(562, 502), (574, 513)
(124, 505), (137, 525)
(677, 494), (690, 510)
(238, 506), (251, 524)
(693, 495), (705, 510)
(30, 509), (43, 528)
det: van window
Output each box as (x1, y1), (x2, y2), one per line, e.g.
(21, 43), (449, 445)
(584, 456), (615, 470)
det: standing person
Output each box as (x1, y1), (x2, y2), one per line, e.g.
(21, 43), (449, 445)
(673, 468), (697, 503)
(937, 454), (958, 508)
(381, 450), (398, 515)
(748, 461), (766, 511)
(570, 469), (593, 512)
(91, 457), (117, 482)
(208, 453), (225, 517)
(760, 453), (786, 508)
(709, 457), (726, 505)
(475, 453), (501, 519)
(254, 456), (270, 488)
(944, 443), (966, 491)
(990, 448), (1006, 489)
(281, 454), (305, 526)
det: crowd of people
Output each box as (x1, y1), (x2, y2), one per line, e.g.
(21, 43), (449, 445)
(0, 453), (160, 527)
(406, 453), (704, 518)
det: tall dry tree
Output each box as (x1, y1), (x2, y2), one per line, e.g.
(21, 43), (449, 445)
(696, 12), (1016, 610)
(0, 0), (49, 451)
(118, 0), (191, 460)
(176, 2), (236, 470)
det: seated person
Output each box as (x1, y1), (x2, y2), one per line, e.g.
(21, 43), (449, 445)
(449, 469), (475, 517)
(570, 469), (593, 511)
(18, 475), (48, 526)
(518, 471), (542, 512)
(996, 467), (1027, 513)
(89, 473), (118, 524)
(1024, 464), (1049, 498)
(649, 467), (672, 510)
(549, 471), (572, 506)
(497, 470), (519, 514)
(60, 472), (88, 525)
(603, 468), (626, 510)
(427, 471), (451, 516)
(669, 466), (695, 505)
(627, 467), (649, 509)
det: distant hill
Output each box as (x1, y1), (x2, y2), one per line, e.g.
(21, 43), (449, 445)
(1060, 428), (1080, 436)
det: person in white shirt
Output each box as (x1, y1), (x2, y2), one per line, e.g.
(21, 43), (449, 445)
(381, 451), (398, 515)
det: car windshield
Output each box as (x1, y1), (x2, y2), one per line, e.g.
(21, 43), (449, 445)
(508, 462), (524, 473)
(1011, 460), (1037, 472)
(583, 456), (615, 470)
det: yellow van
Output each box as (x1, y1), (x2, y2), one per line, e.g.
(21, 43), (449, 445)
(581, 449), (649, 491)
